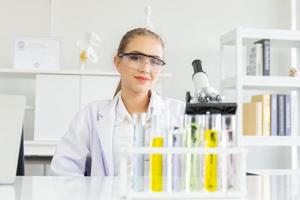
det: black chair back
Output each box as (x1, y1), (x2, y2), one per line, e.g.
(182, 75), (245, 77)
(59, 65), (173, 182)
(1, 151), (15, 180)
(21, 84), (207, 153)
(16, 130), (25, 176)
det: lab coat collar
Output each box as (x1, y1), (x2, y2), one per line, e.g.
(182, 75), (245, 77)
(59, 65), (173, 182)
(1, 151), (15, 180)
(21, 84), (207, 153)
(115, 94), (132, 126)
(115, 90), (166, 123)
(148, 90), (166, 117)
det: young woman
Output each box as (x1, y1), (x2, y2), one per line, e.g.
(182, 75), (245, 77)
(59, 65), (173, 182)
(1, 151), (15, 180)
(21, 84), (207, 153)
(49, 28), (185, 176)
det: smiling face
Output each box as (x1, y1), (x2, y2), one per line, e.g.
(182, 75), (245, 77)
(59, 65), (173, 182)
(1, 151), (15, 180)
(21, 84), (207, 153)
(114, 35), (164, 95)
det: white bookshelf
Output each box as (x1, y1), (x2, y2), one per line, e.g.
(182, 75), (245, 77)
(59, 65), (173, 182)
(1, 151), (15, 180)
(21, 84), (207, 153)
(220, 27), (300, 174)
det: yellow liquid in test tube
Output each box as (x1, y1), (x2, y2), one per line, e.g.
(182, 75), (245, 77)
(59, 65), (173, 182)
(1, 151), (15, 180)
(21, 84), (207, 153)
(204, 130), (218, 192)
(150, 137), (164, 192)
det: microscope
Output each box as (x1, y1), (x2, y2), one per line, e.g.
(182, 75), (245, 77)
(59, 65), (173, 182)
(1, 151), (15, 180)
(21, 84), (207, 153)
(185, 59), (237, 115)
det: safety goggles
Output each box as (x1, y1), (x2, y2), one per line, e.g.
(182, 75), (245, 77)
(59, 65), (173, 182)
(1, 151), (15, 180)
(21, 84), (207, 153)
(118, 52), (166, 74)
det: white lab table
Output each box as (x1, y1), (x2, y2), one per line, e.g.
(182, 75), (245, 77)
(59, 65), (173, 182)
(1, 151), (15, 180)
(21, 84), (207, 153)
(0, 175), (299, 200)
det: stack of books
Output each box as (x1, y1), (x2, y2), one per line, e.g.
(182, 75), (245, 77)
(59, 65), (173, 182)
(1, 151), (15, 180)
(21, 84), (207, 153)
(243, 93), (296, 136)
(246, 39), (270, 76)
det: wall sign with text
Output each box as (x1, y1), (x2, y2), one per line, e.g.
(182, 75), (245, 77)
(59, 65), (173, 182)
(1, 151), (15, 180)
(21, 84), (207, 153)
(13, 37), (60, 70)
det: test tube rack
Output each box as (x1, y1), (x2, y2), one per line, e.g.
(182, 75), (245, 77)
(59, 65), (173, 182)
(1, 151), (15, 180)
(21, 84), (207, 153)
(120, 146), (247, 199)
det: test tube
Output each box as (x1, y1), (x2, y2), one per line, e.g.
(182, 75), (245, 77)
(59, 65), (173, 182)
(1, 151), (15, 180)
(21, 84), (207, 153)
(204, 112), (221, 192)
(143, 118), (151, 192)
(189, 115), (204, 191)
(169, 115), (185, 192)
(132, 113), (146, 192)
(150, 115), (164, 192)
(184, 115), (192, 192)
(221, 115), (237, 191)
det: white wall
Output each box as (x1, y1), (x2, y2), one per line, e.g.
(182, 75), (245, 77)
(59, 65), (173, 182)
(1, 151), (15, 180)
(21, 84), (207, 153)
(0, 0), (292, 100)
(0, 0), (51, 67)
(51, 0), (291, 100)
(0, 0), (297, 174)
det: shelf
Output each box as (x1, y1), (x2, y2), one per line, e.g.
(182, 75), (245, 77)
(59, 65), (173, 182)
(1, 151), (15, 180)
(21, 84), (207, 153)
(220, 27), (300, 172)
(24, 140), (57, 157)
(221, 76), (300, 90)
(0, 68), (172, 78)
(220, 27), (300, 47)
(0, 68), (119, 76)
(247, 169), (300, 176)
(243, 136), (300, 146)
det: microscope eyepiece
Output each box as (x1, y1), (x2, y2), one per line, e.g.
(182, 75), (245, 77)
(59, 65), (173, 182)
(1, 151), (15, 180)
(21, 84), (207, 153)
(192, 59), (205, 74)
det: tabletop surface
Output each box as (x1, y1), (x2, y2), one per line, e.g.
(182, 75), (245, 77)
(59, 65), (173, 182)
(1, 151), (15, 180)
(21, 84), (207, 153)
(0, 175), (299, 200)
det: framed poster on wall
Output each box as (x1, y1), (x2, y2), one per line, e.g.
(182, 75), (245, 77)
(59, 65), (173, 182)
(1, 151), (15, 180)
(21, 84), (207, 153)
(13, 37), (60, 70)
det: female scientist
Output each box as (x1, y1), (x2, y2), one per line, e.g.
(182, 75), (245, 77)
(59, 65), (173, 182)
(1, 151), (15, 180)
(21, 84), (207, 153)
(49, 28), (185, 176)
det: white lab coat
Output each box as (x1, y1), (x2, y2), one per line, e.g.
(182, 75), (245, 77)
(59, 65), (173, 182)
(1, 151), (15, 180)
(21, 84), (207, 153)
(49, 91), (185, 176)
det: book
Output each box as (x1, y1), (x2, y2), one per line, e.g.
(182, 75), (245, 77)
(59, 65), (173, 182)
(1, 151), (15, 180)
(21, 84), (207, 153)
(247, 176), (262, 198)
(290, 91), (298, 136)
(270, 176), (278, 200)
(246, 43), (263, 75)
(255, 39), (270, 76)
(270, 95), (278, 136)
(262, 176), (271, 200)
(251, 95), (271, 136)
(243, 102), (262, 136)
(285, 95), (291, 136)
(277, 95), (285, 136)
